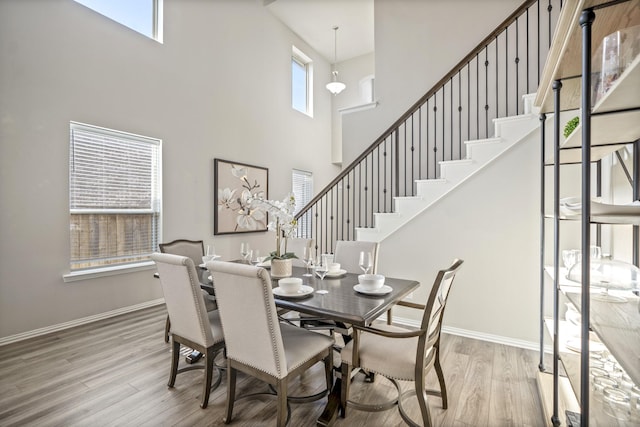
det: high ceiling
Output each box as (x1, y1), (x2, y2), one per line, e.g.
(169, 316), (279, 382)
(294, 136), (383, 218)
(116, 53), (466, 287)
(266, 0), (374, 64)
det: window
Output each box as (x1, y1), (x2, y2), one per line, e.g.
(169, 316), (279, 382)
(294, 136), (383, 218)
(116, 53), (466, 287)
(292, 46), (313, 116)
(74, 0), (163, 42)
(68, 122), (162, 275)
(292, 169), (313, 238)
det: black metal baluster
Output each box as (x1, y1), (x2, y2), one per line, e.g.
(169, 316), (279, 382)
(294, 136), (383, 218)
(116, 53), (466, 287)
(515, 16), (520, 115)
(505, 28), (509, 117)
(495, 36), (499, 119)
(418, 107), (422, 182)
(526, 8), (530, 94)
(383, 139), (388, 212)
(364, 157), (368, 227)
(433, 97), (438, 174)
(394, 129), (399, 201)
(411, 115), (415, 195)
(404, 121), (407, 196)
(467, 62), (471, 143)
(346, 172), (351, 240)
(477, 53), (480, 140)
(458, 72), (462, 157)
(485, 48), (489, 138)
(449, 77), (453, 162)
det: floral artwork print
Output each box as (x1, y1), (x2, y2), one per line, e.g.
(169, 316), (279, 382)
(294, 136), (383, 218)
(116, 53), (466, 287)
(214, 159), (269, 235)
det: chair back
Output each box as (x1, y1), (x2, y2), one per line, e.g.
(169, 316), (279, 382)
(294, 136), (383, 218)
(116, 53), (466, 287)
(419, 259), (464, 360)
(285, 237), (315, 267)
(159, 239), (204, 266)
(207, 261), (288, 379)
(151, 253), (216, 347)
(334, 240), (380, 274)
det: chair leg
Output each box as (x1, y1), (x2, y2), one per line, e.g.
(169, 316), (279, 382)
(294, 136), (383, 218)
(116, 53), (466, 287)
(324, 350), (334, 393)
(434, 346), (448, 409)
(415, 370), (433, 427)
(276, 379), (288, 427)
(223, 364), (236, 424)
(339, 362), (351, 418)
(164, 315), (171, 343)
(168, 340), (179, 387)
(200, 347), (214, 409)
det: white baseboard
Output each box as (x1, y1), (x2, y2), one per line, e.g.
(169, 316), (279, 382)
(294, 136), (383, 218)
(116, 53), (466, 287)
(393, 316), (539, 351)
(0, 298), (165, 347)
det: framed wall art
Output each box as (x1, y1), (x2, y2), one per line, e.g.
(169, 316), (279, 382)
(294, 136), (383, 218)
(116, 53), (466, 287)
(214, 158), (269, 235)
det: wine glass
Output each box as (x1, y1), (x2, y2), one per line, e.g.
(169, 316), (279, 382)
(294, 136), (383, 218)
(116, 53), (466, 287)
(302, 246), (314, 277)
(240, 242), (251, 262)
(314, 256), (327, 280)
(252, 249), (260, 265)
(206, 244), (215, 257)
(359, 251), (373, 274)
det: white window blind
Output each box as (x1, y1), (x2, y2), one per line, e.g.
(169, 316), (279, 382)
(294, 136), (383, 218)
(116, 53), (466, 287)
(292, 169), (313, 238)
(69, 122), (162, 271)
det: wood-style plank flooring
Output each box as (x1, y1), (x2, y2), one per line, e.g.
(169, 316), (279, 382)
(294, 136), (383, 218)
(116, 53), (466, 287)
(0, 305), (544, 426)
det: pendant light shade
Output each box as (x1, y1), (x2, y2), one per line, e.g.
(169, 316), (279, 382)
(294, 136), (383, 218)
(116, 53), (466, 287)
(326, 26), (346, 95)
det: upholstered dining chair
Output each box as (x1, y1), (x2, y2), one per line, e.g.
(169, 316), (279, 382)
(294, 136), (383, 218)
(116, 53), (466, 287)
(151, 253), (226, 409)
(333, 240), (380, 275)
(207, 260), (334, 427)
(159, 239), (217, 343)
(284, 237), (315, 268)
(339, 259), (464, 427)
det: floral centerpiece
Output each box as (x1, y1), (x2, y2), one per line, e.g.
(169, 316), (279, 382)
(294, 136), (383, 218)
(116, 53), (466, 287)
(247, 194), (298, 277)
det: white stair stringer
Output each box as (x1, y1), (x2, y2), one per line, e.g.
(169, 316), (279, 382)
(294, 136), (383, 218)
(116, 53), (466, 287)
(356, 99), (540, 243)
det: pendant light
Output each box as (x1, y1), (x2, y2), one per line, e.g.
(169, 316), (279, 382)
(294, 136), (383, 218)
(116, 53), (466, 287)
(326, 26), (346, 95)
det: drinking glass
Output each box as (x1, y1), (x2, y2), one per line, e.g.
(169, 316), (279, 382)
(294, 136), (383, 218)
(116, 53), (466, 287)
(302, 246), (314, 277)
(206, 245), (215, 257)
(252, 249), (260, 265)
(314, 256), (327, 280)
(240, 243), (251, 262)
(359, 251), (373, 274)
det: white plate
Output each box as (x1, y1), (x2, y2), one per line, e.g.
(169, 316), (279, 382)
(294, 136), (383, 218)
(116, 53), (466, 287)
(273, 285), (314, 298)
(354, 284), (393, 295)
(565, 339), (606, 353)
(325, 269), (347, 277)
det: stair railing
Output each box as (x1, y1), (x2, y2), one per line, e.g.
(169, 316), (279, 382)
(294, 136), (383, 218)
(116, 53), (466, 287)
(295, 0), (563, 255)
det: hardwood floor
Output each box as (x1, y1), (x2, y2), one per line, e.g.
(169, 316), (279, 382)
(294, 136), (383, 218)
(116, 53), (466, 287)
(0, 305), (544, 426)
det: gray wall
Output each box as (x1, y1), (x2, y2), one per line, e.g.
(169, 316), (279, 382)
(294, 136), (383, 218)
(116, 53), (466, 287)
(0, 0), (338, 338)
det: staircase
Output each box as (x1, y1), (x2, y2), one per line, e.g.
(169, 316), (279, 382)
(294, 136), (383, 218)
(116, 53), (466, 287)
(357, 94), (540, 243)
(294, 0), (563, 255)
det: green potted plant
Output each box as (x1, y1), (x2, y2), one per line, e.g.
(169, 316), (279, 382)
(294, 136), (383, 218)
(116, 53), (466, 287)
(563, 116), (580, 138)
(247, 194), (298, 277)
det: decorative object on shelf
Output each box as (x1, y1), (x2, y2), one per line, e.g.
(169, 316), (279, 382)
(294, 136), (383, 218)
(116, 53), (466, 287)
(592, 25), (640, 105)
(214, 159), (268, 235)
(325, 26), (346, 95)
(563, 116), (579, 138)
(246, 194), (298, 278)
(566, 258), (640, 303)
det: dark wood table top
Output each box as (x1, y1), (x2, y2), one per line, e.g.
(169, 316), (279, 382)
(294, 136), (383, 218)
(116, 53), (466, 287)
(196, 264), (419, 327)
(268, 266), (419, 327)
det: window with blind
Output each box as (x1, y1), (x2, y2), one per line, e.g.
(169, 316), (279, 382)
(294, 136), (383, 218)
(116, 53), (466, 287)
(292, 169), (313, 238)
(69, 122), (162, 272)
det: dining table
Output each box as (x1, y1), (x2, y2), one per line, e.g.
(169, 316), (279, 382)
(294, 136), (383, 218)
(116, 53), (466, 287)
(180, 261), (420, 425)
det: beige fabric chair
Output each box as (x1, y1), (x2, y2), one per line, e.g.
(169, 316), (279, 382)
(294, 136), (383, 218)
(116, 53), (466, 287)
(151, 253), (225, 409)
(284, 237), (314, 268)
(340, 259), (464, 427)
(333, 240), (379, 274)
(207, 260), (334, 427)
(159, 239), (216, 342)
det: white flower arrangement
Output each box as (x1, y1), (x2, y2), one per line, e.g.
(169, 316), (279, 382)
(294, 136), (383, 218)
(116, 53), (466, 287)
(247, 194), (298, 260)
